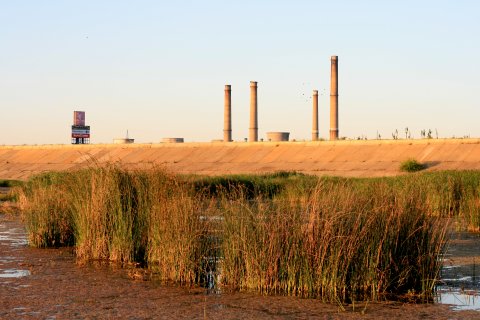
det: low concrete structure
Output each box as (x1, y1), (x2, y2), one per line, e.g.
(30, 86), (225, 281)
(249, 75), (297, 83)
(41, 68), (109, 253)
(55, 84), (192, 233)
(266, 132), (290, 142)
(161, 138), (184, 143)
(113, 138), (134, 144)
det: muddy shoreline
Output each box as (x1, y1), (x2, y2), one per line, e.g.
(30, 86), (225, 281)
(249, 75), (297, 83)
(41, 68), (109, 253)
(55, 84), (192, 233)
(1, 214), (479, 319)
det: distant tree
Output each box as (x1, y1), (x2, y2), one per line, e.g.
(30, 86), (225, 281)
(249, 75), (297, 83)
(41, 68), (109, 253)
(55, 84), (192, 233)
(392, 129), (399, 140)
(427, 129), (432, 139)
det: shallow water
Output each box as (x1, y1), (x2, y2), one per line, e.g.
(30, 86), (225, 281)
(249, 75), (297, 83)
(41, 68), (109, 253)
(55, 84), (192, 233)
(437, 290), (480, 311)
(0, 226), (28, 247)
(0, 217), (30, 280)
(435, 232), (480, 311)
(0, 268), (31, 278)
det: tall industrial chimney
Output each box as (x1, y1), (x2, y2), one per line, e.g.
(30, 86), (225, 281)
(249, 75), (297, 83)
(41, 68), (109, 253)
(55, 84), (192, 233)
(224, 85), (232, 142)
(249, 81), (258, 142)
(330, 56), (339, 140)
(312, 90), (319, 141)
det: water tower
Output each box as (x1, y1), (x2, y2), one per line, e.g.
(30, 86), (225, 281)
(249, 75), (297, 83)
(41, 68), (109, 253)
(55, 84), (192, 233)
(71, 111), (90, 144)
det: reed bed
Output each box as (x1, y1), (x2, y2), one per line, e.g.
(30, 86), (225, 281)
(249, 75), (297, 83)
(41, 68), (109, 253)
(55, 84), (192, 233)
(220, 179), (447, 301)
(374, 171), (480, 231)
(18, 167), (474, 302)
(18, 173), (74, 247)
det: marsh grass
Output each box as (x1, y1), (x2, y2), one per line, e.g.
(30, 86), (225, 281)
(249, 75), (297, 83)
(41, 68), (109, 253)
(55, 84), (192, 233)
(400, 159), (426, 172)
(220, 179), (447, 301)
(18, 174), (74, 247)
(187, 171), (315, 200)
(0, 179), (23, 188)
(385, 171), (480, 231)
(17, 167), (465, 302)
(0, 192), (15, 202)
(0, 180), (23, 202)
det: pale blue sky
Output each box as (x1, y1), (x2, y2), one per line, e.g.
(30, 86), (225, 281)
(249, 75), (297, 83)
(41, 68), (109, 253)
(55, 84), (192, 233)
(1, 1), (479, 144)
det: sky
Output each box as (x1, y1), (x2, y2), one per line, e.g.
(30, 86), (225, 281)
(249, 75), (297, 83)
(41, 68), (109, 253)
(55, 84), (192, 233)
(1, 0), (479, 144)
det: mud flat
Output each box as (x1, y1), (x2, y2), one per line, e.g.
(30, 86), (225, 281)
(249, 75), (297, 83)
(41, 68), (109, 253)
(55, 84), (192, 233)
(0, 214), (479, 319)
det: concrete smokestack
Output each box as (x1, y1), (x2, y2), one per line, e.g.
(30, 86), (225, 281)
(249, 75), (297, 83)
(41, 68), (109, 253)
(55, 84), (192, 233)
(330, 56), (339, 140)
(224, 85), (232, 142)
(312, 90), (319, 141)
(249, 81), (258, 142)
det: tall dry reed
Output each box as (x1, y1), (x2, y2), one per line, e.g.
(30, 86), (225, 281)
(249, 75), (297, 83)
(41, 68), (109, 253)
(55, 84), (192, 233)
(17, 167), (454, 302)
(220, 179), (448, 301)
(18, 173), (74, 247)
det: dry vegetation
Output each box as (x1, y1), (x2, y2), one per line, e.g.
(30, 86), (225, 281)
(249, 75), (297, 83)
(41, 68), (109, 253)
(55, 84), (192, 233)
(17, 167), (480, 302)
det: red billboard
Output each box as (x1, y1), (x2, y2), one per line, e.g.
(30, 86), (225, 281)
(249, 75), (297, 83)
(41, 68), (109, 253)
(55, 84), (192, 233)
(71, 125), (90, 138)
(74, 111), (85, 126)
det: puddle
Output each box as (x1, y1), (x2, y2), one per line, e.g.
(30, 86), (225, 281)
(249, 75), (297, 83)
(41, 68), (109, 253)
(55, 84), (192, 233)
(442, 265), (459, 270)
(0, 256), (17, 263)
(12, 307), (27, 311)
(0, 269), (31, 278)
(0, 216), (30, 282)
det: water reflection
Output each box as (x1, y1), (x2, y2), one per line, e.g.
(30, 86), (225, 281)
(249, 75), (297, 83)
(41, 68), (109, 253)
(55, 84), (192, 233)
(437, 289), (480, 311)
(436, 231), (480, 311)
(0, 216), (30, 281)
(0, 224), (28, 247)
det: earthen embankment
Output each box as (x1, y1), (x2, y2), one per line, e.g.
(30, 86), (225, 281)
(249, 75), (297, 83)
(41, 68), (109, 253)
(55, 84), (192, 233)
(1, 139), (480, 180)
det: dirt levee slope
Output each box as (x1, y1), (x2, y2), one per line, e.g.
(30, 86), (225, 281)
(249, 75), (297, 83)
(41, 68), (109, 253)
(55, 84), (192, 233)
(1, 139), (480, 180)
